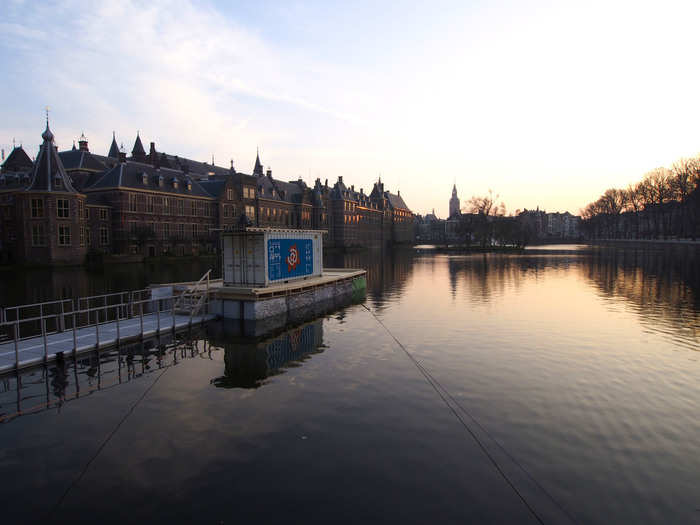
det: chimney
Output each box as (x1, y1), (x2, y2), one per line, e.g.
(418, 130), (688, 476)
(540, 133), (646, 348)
(325, 179), (328, 187)
(338, 176), (343, 184)
(119, 151), (127, 163)
(149, 142), (157, 165)
(266, 168), (272, 178)
(351, 185), (354, 192)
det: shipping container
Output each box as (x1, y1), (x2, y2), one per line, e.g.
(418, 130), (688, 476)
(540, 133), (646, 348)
(223, 228), (324, 287)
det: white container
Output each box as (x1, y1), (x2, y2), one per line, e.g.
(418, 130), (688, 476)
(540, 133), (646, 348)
(223, 228), (324, 287)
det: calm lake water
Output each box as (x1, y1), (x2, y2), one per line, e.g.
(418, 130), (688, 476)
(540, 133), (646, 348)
(1, 245), (699, 524)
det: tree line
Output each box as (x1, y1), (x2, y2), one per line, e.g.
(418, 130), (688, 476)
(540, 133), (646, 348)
(581, 157), (700, 240)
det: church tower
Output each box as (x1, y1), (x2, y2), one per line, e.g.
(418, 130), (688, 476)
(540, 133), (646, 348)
(449, 184), (460, 217)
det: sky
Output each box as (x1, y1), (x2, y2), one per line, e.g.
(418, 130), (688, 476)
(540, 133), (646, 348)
(2, 0), (700, 217)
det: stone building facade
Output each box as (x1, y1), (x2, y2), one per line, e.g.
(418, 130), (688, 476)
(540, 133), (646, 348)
(0, 122), (414, 265)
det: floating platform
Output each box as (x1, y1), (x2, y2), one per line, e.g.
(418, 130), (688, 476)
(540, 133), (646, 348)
(211, 268), (366, 337)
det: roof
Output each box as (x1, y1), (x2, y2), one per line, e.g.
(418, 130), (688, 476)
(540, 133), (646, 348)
(1, 146), (33, 173)
(58, 149), (106, 172)
(385, 191), (409, 210)
(198, 179), (227, 198)
(85, 160), (212, 198)
(108, 133), (120, 158)
(26, 123), (78, 193)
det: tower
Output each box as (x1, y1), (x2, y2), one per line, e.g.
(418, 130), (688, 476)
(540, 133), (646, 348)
(449, 184), (460, 217)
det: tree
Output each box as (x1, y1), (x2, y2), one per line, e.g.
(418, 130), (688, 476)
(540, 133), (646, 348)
(464, 190), (506, 247)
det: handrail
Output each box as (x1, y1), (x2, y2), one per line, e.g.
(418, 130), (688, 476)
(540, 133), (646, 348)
(174, 269), (212, 311)
(1, 285), (213, 371)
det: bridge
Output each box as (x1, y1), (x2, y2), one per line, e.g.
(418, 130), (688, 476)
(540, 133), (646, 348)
(0, 270), (217, 374)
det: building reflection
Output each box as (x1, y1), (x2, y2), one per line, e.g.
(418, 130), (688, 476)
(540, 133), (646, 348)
(209, 319), (324, 389)
(325, 247), (415, 310)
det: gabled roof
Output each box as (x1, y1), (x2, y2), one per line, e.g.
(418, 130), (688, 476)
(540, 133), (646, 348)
(58, 149), (106, 172)
(1, 146), (33, 173)
(26, 122), (78, 193)
(385, 191), (409, 210)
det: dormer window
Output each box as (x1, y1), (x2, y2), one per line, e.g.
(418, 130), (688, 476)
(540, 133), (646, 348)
(186, 179), (192, 191)
(172, 178), (179, 189)
(54, 176), (62, 189)
(142, 173), (148, 185)
(158, 175), (164, 187)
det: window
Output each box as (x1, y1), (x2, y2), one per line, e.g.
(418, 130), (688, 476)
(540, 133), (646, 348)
(99, 208), (108, 221)
(142, 173), (148, 185)
(100, 227), (109, 246)
(86, 227), (91, 246)
(57, 199), (70, 218)
(163, 198), (169, 215)
(223, 205), (230, 218)
(147, 196), (154, 213)
(54, 176), (62, 189)
(31, 199), (44, 218)
(129, 194), (137, 212)
(191, 223), (197, 238)
(31, 224), (46, 246)
(178, 199), (184, 216)
(163, 223), (170, 238)
(226, 188), (233, 200)
(80, 227), (85, 246)
(245, 205), (255, 220)
(58, 225), (71, 246)
(178, 223), (185, 239)
(244, 187), (254, 199)
(79, 201), (84, 219)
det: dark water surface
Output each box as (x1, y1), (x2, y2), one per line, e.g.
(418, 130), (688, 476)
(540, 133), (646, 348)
(1, 246), (699, 524)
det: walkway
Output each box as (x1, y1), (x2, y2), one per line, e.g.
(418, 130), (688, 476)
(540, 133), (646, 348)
(0, 312), (216, 373)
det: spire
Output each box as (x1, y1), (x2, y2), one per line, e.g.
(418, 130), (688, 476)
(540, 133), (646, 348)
(253, 147), (263, 176)
(108, 131), (119, 158)
(131, 131), (146, 162)
(27, 119), (77, 193)
(72, 141), (76, 151)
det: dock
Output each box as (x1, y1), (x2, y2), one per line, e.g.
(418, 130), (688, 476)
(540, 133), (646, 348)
(0, 270), (216, 373)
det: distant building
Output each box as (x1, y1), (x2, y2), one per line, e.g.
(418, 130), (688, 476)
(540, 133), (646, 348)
(0, 122), (414, 264)
(449, 184), (460, 218)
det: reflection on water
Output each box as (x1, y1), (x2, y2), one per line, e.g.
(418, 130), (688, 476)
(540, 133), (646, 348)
(0, 246), (699, 524)
(0, 331), (209, 423)
(209, 320), (325, 389)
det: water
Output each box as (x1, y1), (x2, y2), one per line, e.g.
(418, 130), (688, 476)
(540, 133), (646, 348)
(1, 246), (699, 524)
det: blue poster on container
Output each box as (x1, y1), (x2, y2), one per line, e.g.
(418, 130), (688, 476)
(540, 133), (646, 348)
(267, 238), (314, 281)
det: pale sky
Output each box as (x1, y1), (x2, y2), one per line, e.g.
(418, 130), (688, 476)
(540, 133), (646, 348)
(2, 0), (700, 217)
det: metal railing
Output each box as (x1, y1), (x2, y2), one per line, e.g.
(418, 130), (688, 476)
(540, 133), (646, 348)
(0, 278), (213, 371)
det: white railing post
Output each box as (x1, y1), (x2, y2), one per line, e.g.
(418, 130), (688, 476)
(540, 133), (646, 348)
(95, 307), (100, 349)
(139, 301), (144, 338)
(14, 321), (19, 370)
(41, 316), (48, 363)
(59, 301), (65, 332)
(116, 303), (121, 342)
(72, 311), (77, 358)
(157, 300), (161, 333)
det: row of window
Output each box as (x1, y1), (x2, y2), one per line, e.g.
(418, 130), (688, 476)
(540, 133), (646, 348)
(30, 224), (108, 247)
(127, 194), (215, 217)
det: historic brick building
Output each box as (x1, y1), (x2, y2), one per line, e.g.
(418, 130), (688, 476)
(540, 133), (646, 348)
(0, 122), (414, 265)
